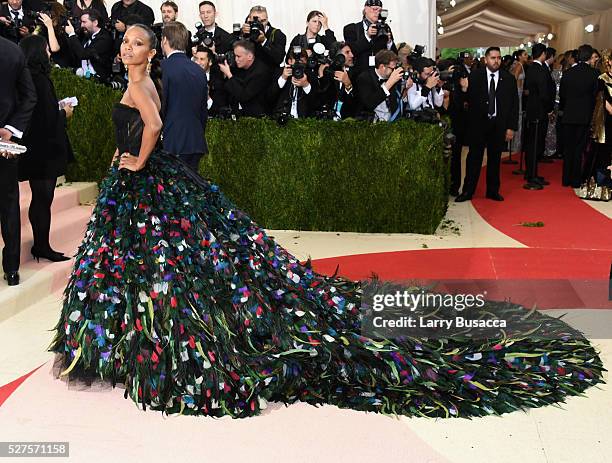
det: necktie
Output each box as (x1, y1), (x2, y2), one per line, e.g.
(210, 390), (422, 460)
(11, 10), (19, 20)
(488, 73), (496, 117)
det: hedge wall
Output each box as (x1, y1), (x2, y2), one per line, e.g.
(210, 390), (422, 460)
(51, 68), (448, 234)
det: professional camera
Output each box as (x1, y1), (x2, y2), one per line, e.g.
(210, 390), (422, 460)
(246, 15), (264, 41)
(438, 61), (469, 92)
(374, 9), (391, 39)
(193, 22), (214, 47)
(407, 44), (425, 66)
(216, 50), (236, 67)
(314, 105), (335, 120)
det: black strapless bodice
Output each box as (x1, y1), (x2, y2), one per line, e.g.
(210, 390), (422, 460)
(112, 103), (144, 155)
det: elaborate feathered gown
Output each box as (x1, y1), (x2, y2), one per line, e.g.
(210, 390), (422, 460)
(49, 103), (605, 418)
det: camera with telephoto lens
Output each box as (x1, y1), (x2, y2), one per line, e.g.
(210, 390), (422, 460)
(408, 44), (425, 66)
(193, 22), (214, 47)
(246, 15), (264, 41)
(374, 9), (391, 39)
(216, 50), (236, 67)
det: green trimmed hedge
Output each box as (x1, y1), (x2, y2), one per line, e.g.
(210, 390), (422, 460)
(52, 68), (448, 233)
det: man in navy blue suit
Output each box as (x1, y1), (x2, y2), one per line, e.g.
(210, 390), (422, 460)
(160, 22), (208, 172)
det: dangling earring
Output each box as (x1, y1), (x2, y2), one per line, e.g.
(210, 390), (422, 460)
(147, 59), (152, 74)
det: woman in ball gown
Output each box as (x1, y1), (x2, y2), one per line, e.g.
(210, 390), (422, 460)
(49, 25), (605, 419)
(510, 50), (527, 155)
(544, 54), (564, 158)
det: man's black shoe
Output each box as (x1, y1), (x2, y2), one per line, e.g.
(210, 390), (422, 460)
(455, 194), (472, 203)
(3, 271), (19, 286)
(534, 177), (550, 185)
(485, 193), (504, 201)
(524, 181), (544, 190)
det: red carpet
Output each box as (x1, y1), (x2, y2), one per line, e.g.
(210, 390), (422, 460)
(471, 161), (612, 250)
(0, 364), (45, 408)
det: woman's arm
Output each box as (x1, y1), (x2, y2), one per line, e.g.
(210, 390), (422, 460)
(40, 13), (60, 53)
(119, 83), (162, 171)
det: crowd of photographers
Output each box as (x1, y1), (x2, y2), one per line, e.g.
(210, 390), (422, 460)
(0, 0), (468, 123)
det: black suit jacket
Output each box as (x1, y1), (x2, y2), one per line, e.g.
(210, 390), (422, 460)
(318, 69), (358, 119)
(559, 62), (599, 125)
(269, 68), (319, 118)
(343, 20), (396, 77)
(161, 52), (208, 155)
(0, 36), (37, 138)
(110, 0), (154, 25)
(208, 67), (228, 117)
(68, 28), (114, 81)
(212, 26), (235, 55)
(525, 62), (554, 122)
(0, 2), (39, 43)
(356, 68), (399, 119)
(466, 67), (519, 148)
(289, 30), (337, 51)
(224, 60), (272, 117)
(255, 24), (286, 71)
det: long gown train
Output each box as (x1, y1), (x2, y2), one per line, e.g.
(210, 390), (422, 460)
(49, 103), (605, 418)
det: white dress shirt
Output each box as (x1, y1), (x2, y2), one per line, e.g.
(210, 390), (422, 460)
(487, 69), (500, 117)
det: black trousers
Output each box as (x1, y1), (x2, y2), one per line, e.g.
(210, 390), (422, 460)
(28, 179), (57, 252)
(179, 153), (203, 173)
(562, 124), (589, 187)
(0, 158), (21, 272)
(524, 118), (547, 180)
(462, 118), (503, 197)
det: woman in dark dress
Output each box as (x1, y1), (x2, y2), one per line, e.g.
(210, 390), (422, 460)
(49, 25), (604, 419)
(18, 34), (74, 262)
(289, 11), (336, 53)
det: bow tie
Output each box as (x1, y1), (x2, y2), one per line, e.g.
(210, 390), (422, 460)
(378, 78), (388, 84)
(11, 9), (20, 16)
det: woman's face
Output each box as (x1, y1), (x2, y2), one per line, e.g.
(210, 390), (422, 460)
(120, 26), (153, 66)
(307, 15), (321, 35)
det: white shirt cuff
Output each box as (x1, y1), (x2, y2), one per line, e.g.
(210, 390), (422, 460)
(303, 84), (312, 94)
(4, 125), (23, 139)
(381, 84), (390, 96)
(277, 76), (287, 88)
(207, 98), (213, 110)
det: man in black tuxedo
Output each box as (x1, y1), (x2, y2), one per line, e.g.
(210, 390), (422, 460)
(0, 0), (43, 43)
(456, 47), (518, 202)
(269, 49), (319, 119)
(343, 0), (397, 78)
(193, 46), (227, 117)
(559, 44), (599, 188)
(65, 9), (114, 81)
(219, 40), (272, 117)
(195, 1), (235, 55)
(356, 49), (404, 121)
(160, 22), (208, 172)
(241, 5), (286, 72)
(0, 36), (37, 286)
(523, 43), (554, 190)
(317, 42), (358, 119)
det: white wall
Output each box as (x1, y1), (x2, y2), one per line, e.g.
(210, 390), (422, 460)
(99, 0), (437, 57)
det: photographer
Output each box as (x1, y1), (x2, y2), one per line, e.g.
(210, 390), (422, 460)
(270, 47), (319, 119)
(193, 1), (233, 55)
(161, 1), (178, 23)
(193, 45), (227, 116)
(0, 0), (43, 43)
(356, 49), (404, 122)
(241, 5), (286, 71)
(317, 41), (357, 119)
(219, 39), (271, 117)
(72, 0), (109, 25)
(65, 9), (114, 81)
(289, 11), (336, 53)
(343, 0), (396, 78)
(407, 57), (444, 112)
(109, 0), (154, 53)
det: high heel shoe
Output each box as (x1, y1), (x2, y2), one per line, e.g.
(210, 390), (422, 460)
(31, 247), (70, 263)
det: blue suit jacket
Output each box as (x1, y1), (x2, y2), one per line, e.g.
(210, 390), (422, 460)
(161, 52), (208, 155)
